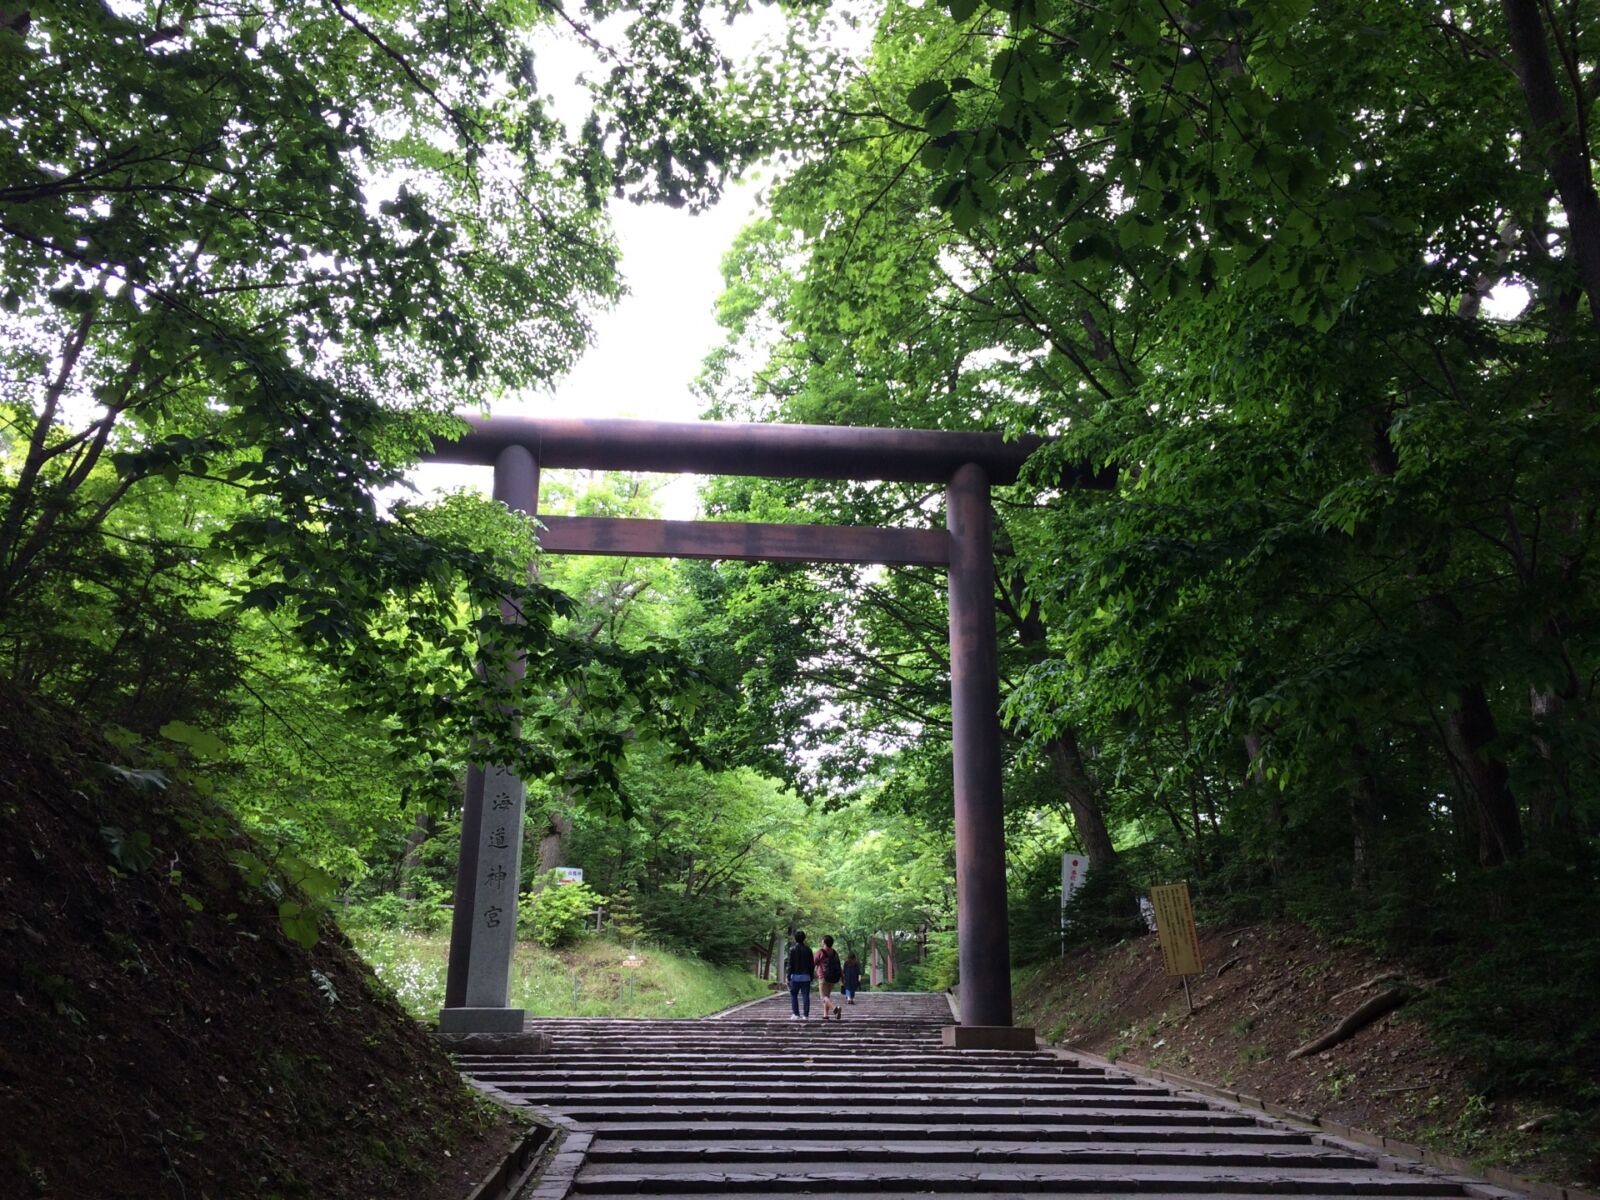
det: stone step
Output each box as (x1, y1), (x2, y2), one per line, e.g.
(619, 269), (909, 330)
(471, 1076), (1165, 1096)
(524, 1031), (952, 1042)
(464, 1049), (1088, 1062)
(580, 1123), (1312, 1145)
(509, 1028), (1013, 1038)
(534, 1017), (947, 1030)
(462, 1052), (1075, 1069)
(523, 1025), (949, 1033)
(570, 1164), (1461, 1194)
(458, 1060), (1103, 1078)
(584, 1142), (1374, 1169)
(455, 1002), (1468, 1200)
(569, 1193), (1454, 1200)
(520, 1037), (956, 1051)
(529, 1106), (1264, 1127)
(495, 1088), (1210, 1111)
(526, 1018), (950, 1027)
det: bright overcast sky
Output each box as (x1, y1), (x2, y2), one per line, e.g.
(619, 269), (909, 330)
(408, 10), (791, 519)
(407, 189), (761, 517)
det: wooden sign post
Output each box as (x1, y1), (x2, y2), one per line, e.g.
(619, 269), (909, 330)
(1150, 882), (1204, 1013)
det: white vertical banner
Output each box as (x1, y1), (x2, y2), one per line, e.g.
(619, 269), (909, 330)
(1061, 853), (1088, 928)
(463, 765), (526, 1007)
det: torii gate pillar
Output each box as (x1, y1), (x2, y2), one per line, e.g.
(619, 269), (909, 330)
(944, 463), (1020, 1041)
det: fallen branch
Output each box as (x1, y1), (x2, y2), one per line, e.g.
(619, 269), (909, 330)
(1330, 972), (1402, 1004)
(1286, 987), (1412, 1060)
(1213, 955), (1242, 978)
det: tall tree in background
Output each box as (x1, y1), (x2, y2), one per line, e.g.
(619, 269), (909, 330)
(711, 0), (1600, 897)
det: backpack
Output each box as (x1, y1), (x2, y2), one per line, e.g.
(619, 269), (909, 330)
(821, 947), (842, 984)
(788, 943), (813, 977)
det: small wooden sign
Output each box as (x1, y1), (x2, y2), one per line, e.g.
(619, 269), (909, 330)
(1150, 882), (1204, 977)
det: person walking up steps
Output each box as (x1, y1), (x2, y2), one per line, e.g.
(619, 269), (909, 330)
(786, 930), (814, 1020)
(815, 935), (843, 1020)
(841, 951), (861, 1004)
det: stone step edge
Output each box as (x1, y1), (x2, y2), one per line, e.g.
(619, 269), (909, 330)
(568, 1170), (1465, 1195)
(508, 1109), (1265, 1127)
(581, 1146), (1374, 1168)
(580, 1127), (1312, 1144)
(493, 1096), (1214, 1114)
(457, 1065), (1105, 1077)
(1055, 1046), (1560, 1200)
(562, 1194), (1449, 1200)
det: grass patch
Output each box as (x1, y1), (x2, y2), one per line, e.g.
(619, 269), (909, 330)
(350, 930), (770, 1019)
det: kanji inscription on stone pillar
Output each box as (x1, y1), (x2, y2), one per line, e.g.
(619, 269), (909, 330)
(463, 765), (525, 1008)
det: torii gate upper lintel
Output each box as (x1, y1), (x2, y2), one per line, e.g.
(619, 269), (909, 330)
(429, 417), (1038, 1048)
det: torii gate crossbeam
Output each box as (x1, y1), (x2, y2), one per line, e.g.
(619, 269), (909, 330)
(429, 417), (1043, 1049)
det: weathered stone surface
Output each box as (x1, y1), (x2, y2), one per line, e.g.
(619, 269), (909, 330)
(436, 1024), (544, 1053)
(943, 1023), (1039, 1050)
(450, 992), (1482, 1200)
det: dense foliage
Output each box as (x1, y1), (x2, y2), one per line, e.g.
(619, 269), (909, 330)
(690, 0), (1600, 1163)
(0, 0), (747, 795)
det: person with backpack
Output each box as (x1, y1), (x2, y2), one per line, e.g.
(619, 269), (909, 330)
(814, 934), (844, 1020)
(786, 930), (815, 1020)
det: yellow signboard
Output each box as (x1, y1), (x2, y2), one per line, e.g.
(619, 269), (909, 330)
(1150, 882), (1204, 977)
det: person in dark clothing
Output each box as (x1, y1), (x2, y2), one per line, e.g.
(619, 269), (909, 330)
(841, 951), (861, 1003)
(786, 930), (814, 1019)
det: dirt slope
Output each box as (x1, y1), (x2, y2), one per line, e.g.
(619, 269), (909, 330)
(1016, 922), (1593, 1190)
(0, 687), (519, 1199)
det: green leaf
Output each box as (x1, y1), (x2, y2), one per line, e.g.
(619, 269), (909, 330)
(1069, 234), (1112, 263)
(926, 95), (959, 137)
(278, 899), (321, 949)
(101, 826), (155, 871)
(159, 720), (227, 759)
(907, 80), (948, 112)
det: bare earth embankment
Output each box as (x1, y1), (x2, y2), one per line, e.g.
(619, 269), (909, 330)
(0, 687), (523, 1200)
(1016, 922), (1597, 1193)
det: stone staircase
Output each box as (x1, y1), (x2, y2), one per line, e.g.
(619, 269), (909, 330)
(453, 992), (1476, 1198)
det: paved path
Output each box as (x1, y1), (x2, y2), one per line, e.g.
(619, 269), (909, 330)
(454, 991), (1494, 1199)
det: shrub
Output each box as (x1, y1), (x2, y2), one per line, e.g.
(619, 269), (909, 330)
(520, 872), (606, 947)
(898, 930), (959, 992)
(342, 879), (452, 934)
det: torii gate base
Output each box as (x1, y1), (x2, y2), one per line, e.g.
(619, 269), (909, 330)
(426, 418), (1041, 1046)
(943, 1025), (1038, 1050)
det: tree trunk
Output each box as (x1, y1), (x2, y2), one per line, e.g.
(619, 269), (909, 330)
(536, 806), (574, 875)
(1441, 685), (1525, 866)
(1045, 731), (1118, 868)
(397, 811), (433, 899)
(1002, 577), (1125, 886)
(1527, 685), (1577, 837)
(1346, 739), (1384, 893)
(1242, 733), (1283, 885)
(1501, 0), (1600, 330)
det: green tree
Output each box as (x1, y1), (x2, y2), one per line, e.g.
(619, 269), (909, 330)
(716, 0), (1600, 885)
(1, 0), (753, 776)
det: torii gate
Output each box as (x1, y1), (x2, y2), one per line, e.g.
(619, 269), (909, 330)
(428, 416), (1040, 1049)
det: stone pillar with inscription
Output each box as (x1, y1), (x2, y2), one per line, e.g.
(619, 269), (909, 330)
(440, 444), (538, 1035)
